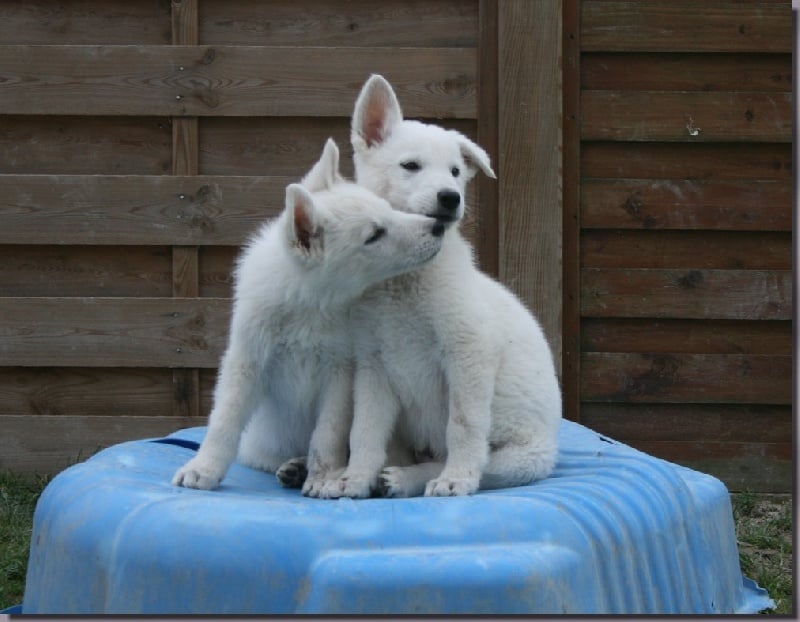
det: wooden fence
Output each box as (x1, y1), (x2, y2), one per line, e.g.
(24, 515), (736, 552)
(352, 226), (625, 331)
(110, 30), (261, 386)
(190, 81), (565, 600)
(563, 0), (792, 491)
(0, 0), (791, 492)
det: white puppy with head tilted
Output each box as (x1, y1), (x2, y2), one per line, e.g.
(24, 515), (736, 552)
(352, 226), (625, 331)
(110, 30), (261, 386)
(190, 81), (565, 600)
(172, 138), (446, 494)
(319, 75), (562, 498)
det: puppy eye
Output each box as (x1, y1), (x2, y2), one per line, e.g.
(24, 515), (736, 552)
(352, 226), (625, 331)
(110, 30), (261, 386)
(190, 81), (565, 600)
(401, 161), (421, 172)
(364, 227), (387, 245)
(451, 166), (460, 177)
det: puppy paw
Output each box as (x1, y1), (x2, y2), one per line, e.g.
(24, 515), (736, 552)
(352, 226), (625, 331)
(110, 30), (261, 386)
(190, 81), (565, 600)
(378, 466), (415, 498)
(276, 456), (307, 488)
(424, 476), (478, 497)
(320, 474), (373, 499)
(172, 458), (224, 490)
(302, 467), (345, 498)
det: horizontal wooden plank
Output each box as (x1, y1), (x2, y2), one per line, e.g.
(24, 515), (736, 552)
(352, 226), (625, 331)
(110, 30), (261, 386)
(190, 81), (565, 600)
(580, 403), (791, 443)
(199, 115), (476, 175)
(581, 269), (792, 320)
(0, 1), (172, 45)
(581, 353), (792, 404)
(581, 91), (792, 142)
(0, 116), (172, 176)
(0, 297), (230, 368)
(0, 368), (173, 417)
(0, 415), (203, 475)
(625, 441), (792, 493)
(581, 1), (791, 53)
(0, 175), (284, 245)
(200, 0), (478, 47)
(581, 179), (791, 230)
(582, 231), (792, 270)
(581, 319), (792, 356)
(582, 53), (792, 92)
(199, 246), (238, 298)
(0, 246), (173, 297)
(0, 45), (477, 118)
(581, 143), (793, 181)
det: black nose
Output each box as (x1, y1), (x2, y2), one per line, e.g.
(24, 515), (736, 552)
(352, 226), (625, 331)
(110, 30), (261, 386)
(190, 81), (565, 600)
(437, 190), (461, 211)
(432, 221), (446, 237)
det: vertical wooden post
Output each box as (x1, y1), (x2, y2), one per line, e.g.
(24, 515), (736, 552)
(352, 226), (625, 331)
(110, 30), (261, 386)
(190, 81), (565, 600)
(562, 0), (581, 421)
(476, 0), (499, 279)
(497, 0), (563, 372)
(171, 0), (201, 420)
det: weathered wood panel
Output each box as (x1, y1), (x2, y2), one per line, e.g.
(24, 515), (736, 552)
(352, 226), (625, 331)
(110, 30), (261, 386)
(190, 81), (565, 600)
(498, 0), (562, 360)
(581, 1), (791, 53)
(200, 0), (478, 47)
(0, 297), (229, 368)
(0, 175), (284, 245)
(581, 143), (793, 180)
(581, 231), (792, 270)
(0, 415), (202, 474)
(581, 352), (792, 404)
(0, 246), (172, 297)
(0, 1), (171, 45)
(0, 368), (173, 417)
(582, 53), (792, 92)
(581, 91), (792, 142)
(581, 319), (792, 356)
(0, 45), (477, 118)
(0, 116), (172, 175)
(581, 269), (792, 320)
(581, 179), (791, 230)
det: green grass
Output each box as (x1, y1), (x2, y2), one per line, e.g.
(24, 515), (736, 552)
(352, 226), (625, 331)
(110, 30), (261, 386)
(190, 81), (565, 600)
(732, 492), (794, 615)
(0, 471), (48, 610)
(0, 473), (793, 614)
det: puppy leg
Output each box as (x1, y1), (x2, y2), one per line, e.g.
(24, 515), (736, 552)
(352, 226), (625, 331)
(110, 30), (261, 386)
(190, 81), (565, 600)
(302, 365), (354, 497)
(321, 362), (399, 499)
(276, 456), (307, 488)
(172, 343), (263, 489)
(379, 462), (443, 498)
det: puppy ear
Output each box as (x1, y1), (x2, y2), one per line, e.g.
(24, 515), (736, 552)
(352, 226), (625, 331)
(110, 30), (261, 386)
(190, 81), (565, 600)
(301, 138), (343, 192)
(352, 74), (403, 150)
(285, 184), (323, 255)
(458, 135), (496, 180)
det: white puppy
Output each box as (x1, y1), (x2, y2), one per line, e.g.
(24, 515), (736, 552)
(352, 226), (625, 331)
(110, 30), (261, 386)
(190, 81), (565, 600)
(320, 75), (562, 498)
(172, 138), (446, 494)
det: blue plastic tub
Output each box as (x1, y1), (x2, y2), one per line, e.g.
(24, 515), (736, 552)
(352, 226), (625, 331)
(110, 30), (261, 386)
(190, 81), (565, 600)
(21, 420), (773, 614)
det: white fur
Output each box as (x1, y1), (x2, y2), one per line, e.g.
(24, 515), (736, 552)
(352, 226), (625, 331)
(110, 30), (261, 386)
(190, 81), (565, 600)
(172, 138), (445, 494)
(319, 75), (562, 498)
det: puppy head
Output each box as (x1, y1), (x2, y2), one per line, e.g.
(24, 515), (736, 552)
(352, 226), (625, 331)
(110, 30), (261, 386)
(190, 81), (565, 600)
(351, 74), (495, 223)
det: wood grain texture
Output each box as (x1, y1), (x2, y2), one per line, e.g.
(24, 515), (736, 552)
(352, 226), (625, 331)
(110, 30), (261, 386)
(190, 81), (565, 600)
(498, 0), (562, 364)
(0, 45), (477, 118)
(0, 246), (172, 297)
(0, 368), (173, 417)
(0, 415), (202, 474)
(0, 116), (172, 175)
(0, 297), (230, 368)
(582, 231), (792, 270)
(581, 1), (791, 53)
(580, 179), (791, 230)
(581, 142), (793, 181)
(581, 269), (792, 320)
(0, 175), (284, 245)
(581, 352), (792, 404)
(581, 319), (792, 355)
(582, 53), (792, 92)
(0, 1), (171, 45)
(581, 91), (792, 142)
(200, 0), (478, 47)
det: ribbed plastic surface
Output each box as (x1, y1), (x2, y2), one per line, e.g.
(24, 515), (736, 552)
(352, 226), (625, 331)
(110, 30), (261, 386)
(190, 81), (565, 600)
(22, 421), (773, 614)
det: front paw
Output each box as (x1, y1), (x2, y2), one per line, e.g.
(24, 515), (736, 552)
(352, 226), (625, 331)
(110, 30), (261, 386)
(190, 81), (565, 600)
(424, 476), (478, 497)
(172, 458), (224, 490)
(276, 456), (307, 488)
(320, 473), (374, 499)
(302, 467), (345, 498)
